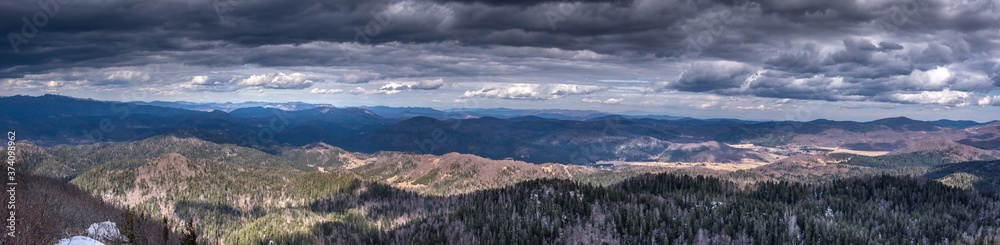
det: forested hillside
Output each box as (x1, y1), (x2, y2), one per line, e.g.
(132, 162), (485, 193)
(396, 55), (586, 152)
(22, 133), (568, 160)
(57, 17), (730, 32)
(302, 174), (1000, 245)
(924, 160), (1000, 193)
(14, 136), (1000, 244)
(10, 125), (1000, 244)
(1, 174), (179, 244)
(17, 136), (637, 243)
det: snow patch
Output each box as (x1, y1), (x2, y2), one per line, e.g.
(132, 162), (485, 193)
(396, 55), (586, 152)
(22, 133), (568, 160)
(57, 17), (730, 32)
(56, 236), (105, 245)
(55, 221), (123, 245)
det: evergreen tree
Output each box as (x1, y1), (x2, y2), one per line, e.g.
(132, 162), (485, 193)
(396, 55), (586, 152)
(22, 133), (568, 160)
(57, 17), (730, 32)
(162, 217), (170, 243)
(120, 208), (138, 244)
(182, 218), (198, 245)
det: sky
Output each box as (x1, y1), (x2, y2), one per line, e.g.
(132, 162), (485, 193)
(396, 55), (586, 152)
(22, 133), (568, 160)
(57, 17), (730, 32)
(1, 0), (999, 121)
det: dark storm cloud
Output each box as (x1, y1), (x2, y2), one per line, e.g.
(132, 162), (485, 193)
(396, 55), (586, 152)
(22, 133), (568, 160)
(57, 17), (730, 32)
(665, 61), (754, 92)
(3, 0), (995, 66)
(430, 0), (629, 6)
(877, 42), (904, 51)
(1, 0), (999, 107)
(0, 0), (702, 74)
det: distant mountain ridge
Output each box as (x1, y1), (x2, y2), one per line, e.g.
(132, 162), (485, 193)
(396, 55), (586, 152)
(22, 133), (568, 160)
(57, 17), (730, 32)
(126, 96), (997, 126)
(133, 100), (334, 112)
(3, 94), (997, 164)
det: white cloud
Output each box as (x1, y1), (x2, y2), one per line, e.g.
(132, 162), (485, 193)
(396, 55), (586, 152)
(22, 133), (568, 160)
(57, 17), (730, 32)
(462, 83), (609, 100)
(309, 88), (344, 94)
(900, 66), (953, 90)
(978, 95), (1000, 106)
(695, 101), (719, 109)
(179, 75), (233, 90)
(338, 71), (381, 84)
(725, 105), (767, 110)
(190, 76), (210, 85)
(350, 86), (401, 95)
(888, 89), (972, 106)
(237, 72), (314, 89)
(105, 70), (151, 83)
(582, 97), (624, 104)
(379, 82), (410, 91)
(379, 78), (446, 92)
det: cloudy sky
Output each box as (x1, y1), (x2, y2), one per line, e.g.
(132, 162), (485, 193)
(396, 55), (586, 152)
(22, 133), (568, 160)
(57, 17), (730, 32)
(2, 0), (999, 121)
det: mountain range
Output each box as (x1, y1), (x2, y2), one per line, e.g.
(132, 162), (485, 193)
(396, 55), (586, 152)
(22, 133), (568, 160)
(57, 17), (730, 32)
(3, 95), (997, 165)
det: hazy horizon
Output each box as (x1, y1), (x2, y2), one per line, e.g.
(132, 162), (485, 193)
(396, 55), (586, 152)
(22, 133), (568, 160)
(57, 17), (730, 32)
(5, 93), (997, 123)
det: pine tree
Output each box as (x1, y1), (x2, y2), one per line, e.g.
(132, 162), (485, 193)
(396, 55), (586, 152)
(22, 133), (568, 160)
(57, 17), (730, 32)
(161, 217), (170, 243)
(182, 218), (198, 245)
(120, 208), (138, 244)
